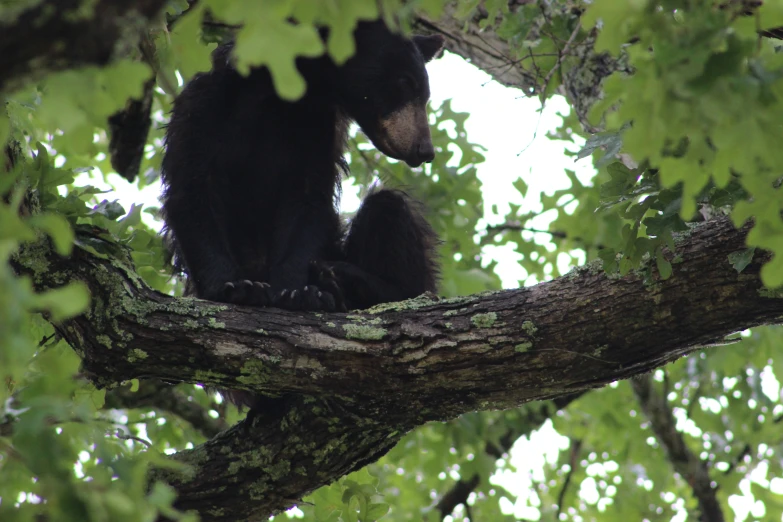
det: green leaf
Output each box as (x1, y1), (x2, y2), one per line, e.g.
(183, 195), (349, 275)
(167, 3), (214, 82)
(727, 247), (755, 274)
(233, 14), (324, 100)
(323, 0), (378, 64)
(27, 213), (74, 256)
(598, 248), (618, 274)
(512, 177), (528, 198)
(32, 281), (90, 322)
(0, 108), (9, 149)
(365, 502), (390, 520)
(88, 200), (126, 221)
(577, 127), (626, 165)
(761, 254), (783, 288)
(655, 247), (672, 280)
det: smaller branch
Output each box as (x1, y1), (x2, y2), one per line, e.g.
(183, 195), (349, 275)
(480, 222), (606, 251)
(114, 428), (152, 448)
(104, 380), (228, 439)
(485, 224), (567, 239)
(539, 21), (582, 103)
(38, 333), (56, 347)
(556, 438), (583, 518)
(435, 474), (480, 520)
(723, 443), (751, 476)
(686, 381), (702, 419)
(662, 370), (671, 400)
(631, 375), (725, 522)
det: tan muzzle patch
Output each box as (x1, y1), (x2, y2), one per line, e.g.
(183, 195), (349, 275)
(378, 103), (433, 165)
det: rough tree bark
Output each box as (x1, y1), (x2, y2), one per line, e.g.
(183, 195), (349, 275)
(12, 216), (783, 520)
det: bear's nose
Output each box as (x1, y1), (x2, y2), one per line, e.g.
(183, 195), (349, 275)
(417, 141), (435, 163)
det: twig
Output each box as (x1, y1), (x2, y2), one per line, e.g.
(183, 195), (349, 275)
(538, 11), (581, 103)
(724, 443), (751, 476)
(556, 438), (583, 518)
(114, 429), (152, 448)
(38, 333), (56, 347)
(685, 380), (702, 419)
(485, 223), (568, 239)
(480, 222), (606, 251)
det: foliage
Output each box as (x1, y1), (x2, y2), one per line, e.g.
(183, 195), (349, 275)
(581, 0), (783, 286)
(2, 0), (783, 522)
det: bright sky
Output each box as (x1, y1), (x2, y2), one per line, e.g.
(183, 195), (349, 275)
(427, 52), (597, 287)
(84, 49), (767, 522)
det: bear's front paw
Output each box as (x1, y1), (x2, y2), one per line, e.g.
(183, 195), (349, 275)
(309, 261), (347, 311)
(222, 280), (273, 306)
(273, 285), (343, 313)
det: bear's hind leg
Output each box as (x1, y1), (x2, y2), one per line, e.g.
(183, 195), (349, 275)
(335, 188), (440, 310)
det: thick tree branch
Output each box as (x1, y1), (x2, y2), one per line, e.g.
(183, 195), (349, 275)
(11, 216), (783, 520)
(0, 0), (166, 93)
(17, 218), (780, 418)
(631, 374), (725, 522)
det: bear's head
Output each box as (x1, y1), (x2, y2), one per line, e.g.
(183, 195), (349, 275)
(337, 22), (445, 168)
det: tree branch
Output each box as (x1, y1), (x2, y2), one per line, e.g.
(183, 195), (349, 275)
(631, 374), (725, 522)
(11, 216), (783, 520)
(436, 474), (480, 520)
(18, 218), (779, 417)
(556, 438), (583, 518)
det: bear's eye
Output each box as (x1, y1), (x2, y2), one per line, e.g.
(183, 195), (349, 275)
(397, 75), (418, 92)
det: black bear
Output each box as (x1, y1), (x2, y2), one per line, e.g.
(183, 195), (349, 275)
(161, 20), (443, 318)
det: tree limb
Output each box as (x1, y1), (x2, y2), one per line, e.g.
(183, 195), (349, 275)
(11, 215), (783, 520)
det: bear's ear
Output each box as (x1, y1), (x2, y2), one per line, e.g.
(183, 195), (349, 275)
(413, 34), (445, 62)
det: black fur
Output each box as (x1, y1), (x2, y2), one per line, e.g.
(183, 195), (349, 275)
(161, 22), (443, 407)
